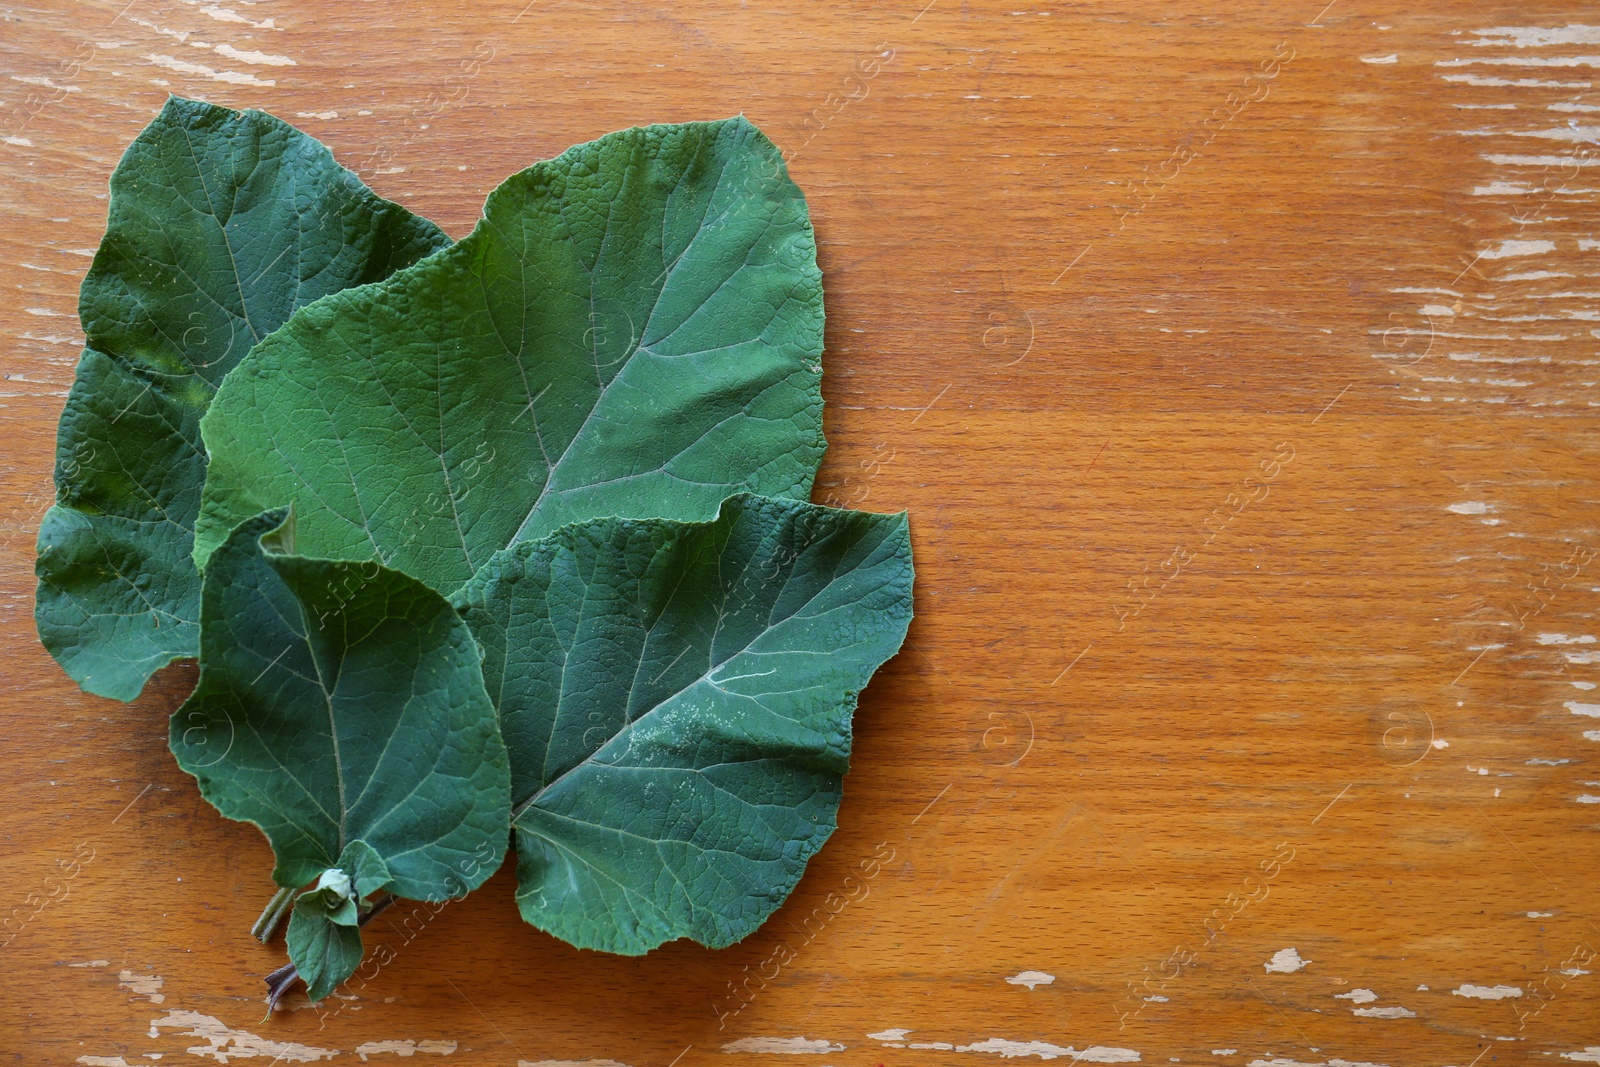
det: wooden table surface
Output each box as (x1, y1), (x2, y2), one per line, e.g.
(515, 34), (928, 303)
(4, 1), (1598, 1064)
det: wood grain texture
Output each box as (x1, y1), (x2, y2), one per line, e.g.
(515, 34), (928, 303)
(2, 1), (1597, 1064)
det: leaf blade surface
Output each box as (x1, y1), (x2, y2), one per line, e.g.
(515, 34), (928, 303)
(455, 494), (913, 954)
(36, 96), (449, 700)
(194, 117), (825, 593)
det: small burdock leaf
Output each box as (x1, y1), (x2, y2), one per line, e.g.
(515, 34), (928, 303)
(194, 117), (825, 595)
(454, 494), (914, 954)
(170, 508), (509, 999)
(36, 96), (449, 701)
(285, 841), (391, 1000)
(285, 904), (363, 1003)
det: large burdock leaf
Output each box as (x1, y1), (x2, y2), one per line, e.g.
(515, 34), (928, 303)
(170, 509), (509, 997)
(194, 117), (825, 594)
(454, 494), (913, 954)
(35, 96), (450, 701)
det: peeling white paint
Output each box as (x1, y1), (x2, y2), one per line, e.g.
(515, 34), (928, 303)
(1528, 910), (1555, 917)
(3, 136), (34, 146)
(1005, 971), (1056, 990)
(1432, 738), (1450, 749)
(1446, 501), (1492, 514)
(1576, 795), (1600, 803)
(119, 970), (164, 1004)
(77, 1058), (133, 1067)
(1587, 730), (1600, 741)
(1335, 988), (1378, 1003)
(1561, 1051), (1600, 1064)
(12, 74), (80, 92)
(143, 52), (275, 86)
(518, 1061), (630, 1067)
(954, 1040), (1140, 1062)
(1528, 758), (1571, 765)
(212, 43), (296, 66)
(1566, 701), (1600, 717)
(198, 5), (279, 29)
(67, 959), (110, 967)
(1565, 651), (1600, 664)
(1247, 1060), (1390, 1067)
(1352, 1006), (1416, 1018)
(1452, 983), (1523, 1000)
(1472, 26), (1600, 48)
(1572, 681), (1596, 690)
(1538, 633), (1596, 644)
(720, 1038), (844, 1054)
(357, 1041), (457, 1060)
(1363, 54), (1398, 64)
(1263, 947), (1309, 973)
(1485, 153), (1600, 167)
(1481, 239), (1559, 259)
(868, 1030), (912, 1043)
(148, 1010), (337, 1063)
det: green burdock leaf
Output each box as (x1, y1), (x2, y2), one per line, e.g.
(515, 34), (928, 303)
(194, 117), (825, 595)
(285, 904), (362, 1003)
(170, 509), (509, 998)
(285, 842), (389, 1000)
(454, 494), (913, 954)
(36, 95), (450, 701)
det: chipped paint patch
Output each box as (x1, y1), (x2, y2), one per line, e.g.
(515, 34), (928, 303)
(1352, 1006), (1416, 1018)
(1538, 633), (1597, 644)
(357, 1041), (458, 1060)
(955, 1040), (1140, 1062)
(720, 1038), (844, 1054)
(1561, 1049), (1600, 1063)
(1363, 54), (1398, 64)
(1472, 25), (1600, 47)
(1263, 947), (1309, 973)
(1452, 983), (1523, 999)
(1247, 1060), (1390, 1067)
(1529, 910), (1556, 917)
(518, 1061), (630, 1067)
(120, 970), (164, 1004)
(868, 1030), (913, 1043)
(212, 43), (296, 66)
(1335, 988), (1378, 1003)
(1005, 971), (1056, 990)
(67, 959), (110, 967)
(1481, 239), (1559, 258)
(1446, 501), (1492, 514)
(77, 1058), (133, 1067)
(1565, 702), (1600, 717)
(143, 52), (275, 86)
(148, 1010), (337, 1062)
